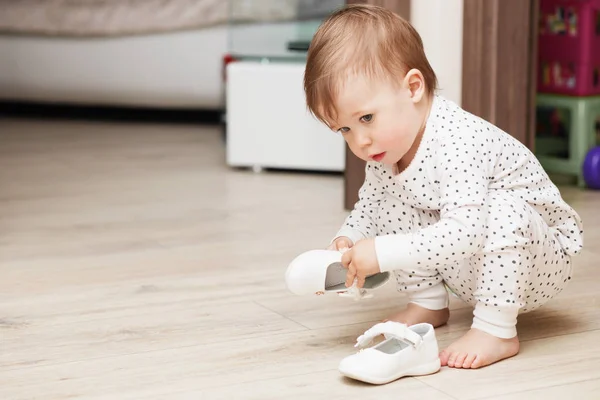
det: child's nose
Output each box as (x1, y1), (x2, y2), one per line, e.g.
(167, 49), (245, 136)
(356, 130), (372, 147)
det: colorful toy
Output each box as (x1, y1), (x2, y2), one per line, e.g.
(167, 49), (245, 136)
(534, 94), (600, 187)
(583, 146), (600, 189)
(538, 0), (600, 95)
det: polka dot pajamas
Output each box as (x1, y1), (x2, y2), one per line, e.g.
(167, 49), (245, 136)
(335, 96), (584, 339)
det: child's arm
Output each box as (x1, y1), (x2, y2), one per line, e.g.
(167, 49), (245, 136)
(332, 162), (385, 246)
(375, 132), (491, 272)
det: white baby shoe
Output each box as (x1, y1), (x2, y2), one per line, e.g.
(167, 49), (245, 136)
(284, 249), (390, 300)
(338, 321), (441, 385)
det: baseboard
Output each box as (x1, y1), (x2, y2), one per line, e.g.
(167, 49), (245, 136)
(0, 100), (223, 125)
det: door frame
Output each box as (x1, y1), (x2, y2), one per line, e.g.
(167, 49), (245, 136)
(461, 0), (538, 149)
(344, 0), (538, 209)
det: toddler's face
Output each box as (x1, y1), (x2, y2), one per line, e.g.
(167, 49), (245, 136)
(329, 72), (428, 166)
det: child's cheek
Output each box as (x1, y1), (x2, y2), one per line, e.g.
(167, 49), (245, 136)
(383, 129), (406, 149)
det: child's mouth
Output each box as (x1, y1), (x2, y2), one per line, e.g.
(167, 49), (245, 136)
(371, 152), (386, 162)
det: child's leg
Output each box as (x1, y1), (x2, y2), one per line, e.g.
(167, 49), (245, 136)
(473, 192), (572, 338)
(376, 196), (450, 326)
(441, 191), (572, 368)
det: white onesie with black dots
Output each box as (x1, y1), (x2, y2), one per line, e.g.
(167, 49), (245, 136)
(335, 95), (584, 339)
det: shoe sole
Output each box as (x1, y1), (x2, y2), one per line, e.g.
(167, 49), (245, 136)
(339, 358), (441, 385)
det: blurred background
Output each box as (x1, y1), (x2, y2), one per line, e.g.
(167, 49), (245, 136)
(0, 0), (465, 194)
(0, 0), (462, 120)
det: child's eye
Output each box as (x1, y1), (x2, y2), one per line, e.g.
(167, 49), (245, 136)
(360, 114), (373, 123)
(338, 127), (350, 134)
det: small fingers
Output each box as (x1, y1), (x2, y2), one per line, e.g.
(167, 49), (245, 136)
(327, 238), (348, 251)
(345, 263), (356, 287)
(356, 274), (366, 288)
(336, 239), (352, 252)
(341, 238), (353, 249)
(341, 249), (352, 268)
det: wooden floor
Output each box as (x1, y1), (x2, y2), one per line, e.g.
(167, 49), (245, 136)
(1, 117), (599, 400)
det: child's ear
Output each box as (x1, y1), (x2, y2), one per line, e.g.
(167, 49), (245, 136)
(403, 69), (426, 103)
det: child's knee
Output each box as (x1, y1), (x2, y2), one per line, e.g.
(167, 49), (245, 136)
(481, 194), (544, 254)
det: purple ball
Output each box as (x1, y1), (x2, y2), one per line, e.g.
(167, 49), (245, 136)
(583, 147), (600, 190)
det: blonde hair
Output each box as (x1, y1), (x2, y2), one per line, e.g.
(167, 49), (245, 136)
(304, 4), (438, 127)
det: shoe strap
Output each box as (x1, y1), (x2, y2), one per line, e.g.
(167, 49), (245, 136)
(337, 280), (373, 301)
(355, 321), (423, 348)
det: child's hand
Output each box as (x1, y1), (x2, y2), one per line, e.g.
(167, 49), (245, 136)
(341, 238), (380, 288)
(328, 236), (353, 251)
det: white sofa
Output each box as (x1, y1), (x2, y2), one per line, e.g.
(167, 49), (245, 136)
(0, 0), (340, 110)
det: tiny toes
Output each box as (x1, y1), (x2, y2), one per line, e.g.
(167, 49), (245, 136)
(463, 354), (477, 369)
(439, 350), (449, 366)
(471, 355), (483, 369)
(454, 353), (467, 369)
(447, 354), (457, 367)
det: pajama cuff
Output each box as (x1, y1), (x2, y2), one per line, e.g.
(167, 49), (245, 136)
(331, 228), (366, 247)
(472, 303), (518, 339)
(374, 234), (418, 272)
(407, 282), (450, 310)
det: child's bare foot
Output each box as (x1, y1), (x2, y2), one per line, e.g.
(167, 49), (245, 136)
(439, 328), (520, 369)
(384, 303), (450, 328)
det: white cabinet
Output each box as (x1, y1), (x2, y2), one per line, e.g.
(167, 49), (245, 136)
(226, 60), (346, 172)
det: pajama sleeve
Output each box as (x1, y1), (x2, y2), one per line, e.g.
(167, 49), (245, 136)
(333, 162), (386, 245)
(375, 132), (491, 272)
